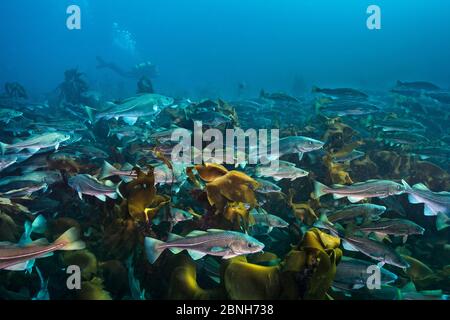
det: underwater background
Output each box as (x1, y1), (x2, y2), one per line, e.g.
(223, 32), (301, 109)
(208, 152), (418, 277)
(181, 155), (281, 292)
(1, 0), (450, 98)
(0, 0), (449, 300)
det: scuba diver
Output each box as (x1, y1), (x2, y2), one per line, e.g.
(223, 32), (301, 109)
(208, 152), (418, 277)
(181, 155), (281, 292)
(96, 56), (159, 80)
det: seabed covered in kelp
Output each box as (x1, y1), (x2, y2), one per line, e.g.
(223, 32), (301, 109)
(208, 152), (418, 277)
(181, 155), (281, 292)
(0, 73), (449, 300)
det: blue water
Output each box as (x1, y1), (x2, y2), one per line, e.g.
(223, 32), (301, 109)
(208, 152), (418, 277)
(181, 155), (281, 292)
(1, 0), (450, 97)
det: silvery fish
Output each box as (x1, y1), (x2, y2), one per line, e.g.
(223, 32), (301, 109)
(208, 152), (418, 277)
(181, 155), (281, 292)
(323, 203), (387, 224)
(145, 229), (264, 263)
(0, 227), (85, 271)
(153, 207), (194, 226)
(333, 256), (398, 291)
(402, 180), (450, 231)
(191, 111), (232, 126)
(255, 178), (282, 194)
(256, 160), (308, 181)
(264, 136), (324, 161)
(314, 179), (406, 203)
(320, 99), (380, 117)
(312, 86), (368, 99)
(395, 80), (440, 91)
(249, 208), (289, 235)
(0, 155), (17, 172)
(332, 150), (365, 163)
(354, 218), (425, 243)
(0, 171), (62, 187)
(0, 108), (22, 124)
(68, 174), (122, 202)
(86, 93), (174, 125)
(0, 132), (71, 155)
(342, 234), (410, 269)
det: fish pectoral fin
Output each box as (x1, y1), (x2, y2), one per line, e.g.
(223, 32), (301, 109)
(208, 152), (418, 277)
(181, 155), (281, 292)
(342, 240), (359, 252)
(347, 196), (365, 203)
(187, 250), (207, 260)
(123, 117), (138, 125)
(210, 246), (225, 253)
(95, 194), (107, 202)
(4, 261), (29, 271)
(77, 192), (83, 200)
(298, 152), (304, 161)
(332, 194), (346, 200)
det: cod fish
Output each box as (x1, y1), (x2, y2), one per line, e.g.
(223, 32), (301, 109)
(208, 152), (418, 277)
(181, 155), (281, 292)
(0, 108), (22, 124)
(0, 227), (85, 271)
(0, 132), (71, 155)
(315, 220), (409, 268)
(256, 161), (309, 181)
(402, 180), (450, 231)
(342, 234), (410, 269)
(0, 155), (17, 172)
(354, 218), (425, 243)
(264, 135), (324, 161)
(333, 256), (398, 291)
(86, 93), (173, 125)
(312, 86), (368, 99)
(68, 174), (122, 201)
(323, 203), (386, 224)
(145, 229), (264, 263)
(314, 179), (406, 203)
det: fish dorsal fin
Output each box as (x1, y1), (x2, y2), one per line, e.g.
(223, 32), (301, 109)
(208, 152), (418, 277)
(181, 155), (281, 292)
(167, 233), (183, 241)
(28, 238), (49, 247)
(186, 230), (208, 237)
(412, 183), (429, 191)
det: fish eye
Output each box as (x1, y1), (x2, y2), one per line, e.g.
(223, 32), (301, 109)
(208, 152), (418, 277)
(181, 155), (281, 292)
(247, 243), (253, 248)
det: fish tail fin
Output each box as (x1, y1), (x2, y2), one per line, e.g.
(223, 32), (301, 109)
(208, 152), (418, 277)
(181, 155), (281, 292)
(99, 161), (116, 180)
(436, 212), (450, 231)
(313, 180), (329, 199)
(0, 141), (10, 155)
(54, 227), (86, 251)
(145, 237), (165, 264)
(84, 106), (96, 124)
(115, 181), (124, 199)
